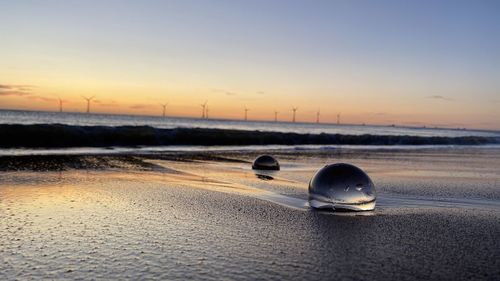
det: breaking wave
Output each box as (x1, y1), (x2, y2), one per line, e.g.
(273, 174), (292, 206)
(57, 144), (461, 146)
(0, 124), (498, 148)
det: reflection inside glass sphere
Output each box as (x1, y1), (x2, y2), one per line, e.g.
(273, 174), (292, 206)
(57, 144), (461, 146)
(252, 155), (280, 171)
(308, 163), (376, 211)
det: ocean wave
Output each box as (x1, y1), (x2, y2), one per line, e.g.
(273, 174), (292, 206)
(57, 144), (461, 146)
(0, 124), (498, 148)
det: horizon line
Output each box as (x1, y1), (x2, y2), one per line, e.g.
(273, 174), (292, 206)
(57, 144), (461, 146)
(0, 107), (496, 133)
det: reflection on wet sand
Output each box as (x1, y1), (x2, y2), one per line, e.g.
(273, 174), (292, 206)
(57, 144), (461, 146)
(2, 149), (500, 280)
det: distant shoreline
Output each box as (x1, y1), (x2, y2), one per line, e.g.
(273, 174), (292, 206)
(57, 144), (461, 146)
(0, 124), (497, 148)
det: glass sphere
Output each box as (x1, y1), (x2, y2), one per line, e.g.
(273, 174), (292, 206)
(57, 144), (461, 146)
(309, 163), (376, 211)
(252, 155), (280, 170)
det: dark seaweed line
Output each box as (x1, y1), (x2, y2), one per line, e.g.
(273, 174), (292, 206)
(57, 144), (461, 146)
(0, 124), (497, 148)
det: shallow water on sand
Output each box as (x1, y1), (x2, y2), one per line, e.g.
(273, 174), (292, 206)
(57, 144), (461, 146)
(1, 148), (500, 280)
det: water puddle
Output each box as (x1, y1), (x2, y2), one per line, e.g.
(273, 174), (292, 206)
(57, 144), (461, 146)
(147, 159), (500, 213)
(2, 160), (499, 215)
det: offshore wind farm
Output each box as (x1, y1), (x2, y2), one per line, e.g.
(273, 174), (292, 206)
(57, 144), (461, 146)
(6, 92), (494, 132)
(1, 109), (498, 139)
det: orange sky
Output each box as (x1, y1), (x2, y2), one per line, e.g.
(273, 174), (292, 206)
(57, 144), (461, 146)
(1, 79), (496, 129)
(1, 1), (499, 130)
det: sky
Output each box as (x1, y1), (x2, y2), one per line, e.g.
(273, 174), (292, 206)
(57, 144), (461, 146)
(0, 0), (499, 129)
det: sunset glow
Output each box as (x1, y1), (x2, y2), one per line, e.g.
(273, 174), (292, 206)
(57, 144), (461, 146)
(1, 0), (499, 129)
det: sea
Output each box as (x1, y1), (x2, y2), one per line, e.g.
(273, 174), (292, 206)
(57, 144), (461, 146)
(0, 109), (499, 156)
(1, 109), (498, 137)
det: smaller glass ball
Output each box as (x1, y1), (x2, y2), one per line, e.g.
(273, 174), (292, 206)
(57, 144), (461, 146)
(309, 163), (376, 211)
(252, 155), (280, 171)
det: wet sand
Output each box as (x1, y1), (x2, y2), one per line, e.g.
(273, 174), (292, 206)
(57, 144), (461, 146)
(1, 147), (500, 280)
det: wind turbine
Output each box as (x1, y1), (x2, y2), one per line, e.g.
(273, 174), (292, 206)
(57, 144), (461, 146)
(57, 97), (64, 113)
(82, 96), (95, 114)
(205, 105), (209, 119)
(274, 110), (279, 122)
(200, 101), (208, 119)
(316, 109), (320, 124)
(337, 112), (341, 125)
(244, 106), (249, 121)
(292, 107), (298, 123)
(160, 102), (169, 117)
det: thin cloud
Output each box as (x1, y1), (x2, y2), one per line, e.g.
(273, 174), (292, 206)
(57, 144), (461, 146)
(130, 104), (153, 109)
(94, 99), (118, 107)
(0, 90), (31, 96)
(427, 95), (453, 101)
(1, 83), (70, 105)
(256, 91), (265, 95)
(26, 95), (57, 102)
(0, 83), (35, 96)
(0, 84), (34, 90)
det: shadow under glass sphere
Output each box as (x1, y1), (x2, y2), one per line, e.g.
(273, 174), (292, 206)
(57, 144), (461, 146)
(252, 155), (280, 171)
(308, 163), (376, 211)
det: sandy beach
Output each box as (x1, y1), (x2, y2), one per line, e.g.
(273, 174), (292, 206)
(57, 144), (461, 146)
(1, 147), (499, 280)
(2, 1), (500, 279)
